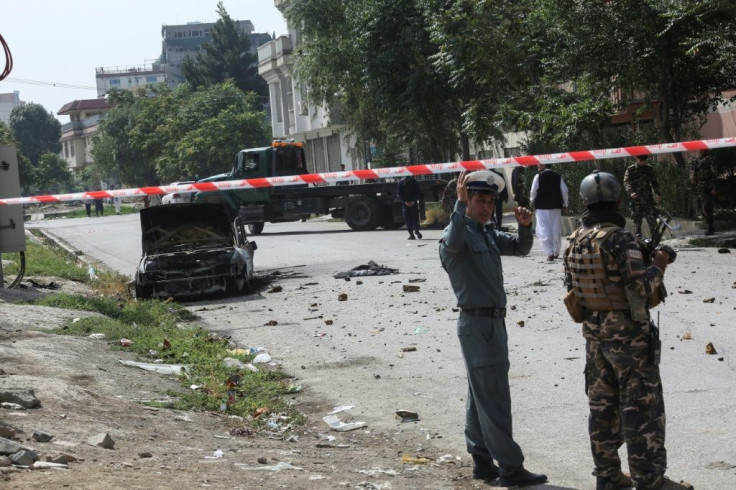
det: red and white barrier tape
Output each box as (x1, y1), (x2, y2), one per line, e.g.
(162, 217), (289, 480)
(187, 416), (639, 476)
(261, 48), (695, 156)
(2, 137), (735, 206)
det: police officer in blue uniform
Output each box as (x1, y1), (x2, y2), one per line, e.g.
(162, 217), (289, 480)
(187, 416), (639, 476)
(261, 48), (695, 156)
(439, 170), (547, 487)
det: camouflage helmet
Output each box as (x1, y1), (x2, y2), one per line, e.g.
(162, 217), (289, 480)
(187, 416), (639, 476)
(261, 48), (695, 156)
(580, 170), (620, 206)
(466, 170), (505, 196)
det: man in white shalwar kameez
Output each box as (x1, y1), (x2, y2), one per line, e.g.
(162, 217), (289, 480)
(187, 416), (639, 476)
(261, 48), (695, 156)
(530, 165), (568, 261)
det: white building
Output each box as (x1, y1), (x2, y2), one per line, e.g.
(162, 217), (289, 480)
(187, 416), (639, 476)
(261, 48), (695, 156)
(257, 2), (356, 174)
(95, 63), (167, 97)
(0, 91), (21, 126)
(58, 98), (111, 172)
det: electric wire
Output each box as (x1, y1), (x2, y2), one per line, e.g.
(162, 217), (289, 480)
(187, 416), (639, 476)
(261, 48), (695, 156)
(0, 33), (12, 81)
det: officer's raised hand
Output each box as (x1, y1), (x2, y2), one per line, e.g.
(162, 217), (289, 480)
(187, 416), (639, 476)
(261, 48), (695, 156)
(514, 206), (533, 227)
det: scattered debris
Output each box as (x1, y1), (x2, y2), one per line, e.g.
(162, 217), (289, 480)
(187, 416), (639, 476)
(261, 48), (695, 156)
(677, 289), (693, 294)
(401, 346), (417, 353)
(517, 320), (525, 327)
(402, 285), (420, 293)
(88, 432), (115, 449)
(252, 352), (272, 364)
(268, 286), (283, 293)
(408, 278), (426, 283)
(333, 260), (399, 279)
(357, 468), (398, 477)
(338, 293), (348, 301)
(395, 410), (419, 422)
(120, 338), (133, 347)
(324, 319), (333, 325)
(118, 360), (188, 375)
(236, 461), (303, 472)
(717, 248), (731, 254)
(681, 331), (692, 340)
(264, 320), (278, 326)
(328, 405), (354, 415)
(401, 454), (431, 464)
(706, 342), (718, 355)
(703, 297), (716, 303)
(322, 414), (366, 432)
(31, 430), (53, 443)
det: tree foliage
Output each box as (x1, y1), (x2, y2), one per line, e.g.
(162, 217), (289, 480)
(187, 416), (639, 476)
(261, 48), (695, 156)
(92, 82), (271, 186)
(8, 102), (61, 165)
(181, 1), (267, 96)
(32, 153), (73, 195)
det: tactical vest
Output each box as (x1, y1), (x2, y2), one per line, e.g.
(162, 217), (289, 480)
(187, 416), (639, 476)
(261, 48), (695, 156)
(566, 225), (629, 311)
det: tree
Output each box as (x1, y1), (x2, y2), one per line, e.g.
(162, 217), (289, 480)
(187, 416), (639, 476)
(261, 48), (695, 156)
(92, 82), (271, 185)
(31, 153), (73, 194)
(8, 102), (61, 165)
(181, 1), (267, 96)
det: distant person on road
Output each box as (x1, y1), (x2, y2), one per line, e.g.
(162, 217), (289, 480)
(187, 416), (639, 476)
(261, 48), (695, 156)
(439, 170), (547, 488)
(94, 198), (104, 217)
(491, 169), (508, 230)
(530, 164), (568, 260)
(511, 166), (531, 209)
(82, 191), (92, 218)
(624, 154), (661, 239)
(690, 149), (717, 235)
(563, 171), (691, 490)
(397, 175), (423, 240)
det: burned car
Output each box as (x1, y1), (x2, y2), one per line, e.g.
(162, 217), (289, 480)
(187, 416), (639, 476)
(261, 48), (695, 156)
(134, 203), (256, 299)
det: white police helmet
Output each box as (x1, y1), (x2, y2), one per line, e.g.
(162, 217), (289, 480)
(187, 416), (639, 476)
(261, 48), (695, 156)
(466, 170), (505, 196)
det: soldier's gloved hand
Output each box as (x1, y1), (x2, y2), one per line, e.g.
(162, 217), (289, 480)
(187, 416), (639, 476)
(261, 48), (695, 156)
(654, 244), (677, 264)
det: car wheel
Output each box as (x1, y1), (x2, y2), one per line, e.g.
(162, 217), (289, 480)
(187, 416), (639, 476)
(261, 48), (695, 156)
(248, 223), (265, 235)
(135, 284), (153, 299)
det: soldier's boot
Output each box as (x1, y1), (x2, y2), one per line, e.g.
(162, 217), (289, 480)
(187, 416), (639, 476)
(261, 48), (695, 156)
(471, 454), (499, 481)
(596, 472), (633, 489)
(653, 476), (694, 490)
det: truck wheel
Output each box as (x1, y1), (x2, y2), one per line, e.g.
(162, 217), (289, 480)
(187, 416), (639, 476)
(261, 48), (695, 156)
(346, 195), (382, 231)
(248, 223), (265, 235)
(379, 205), (403, 229)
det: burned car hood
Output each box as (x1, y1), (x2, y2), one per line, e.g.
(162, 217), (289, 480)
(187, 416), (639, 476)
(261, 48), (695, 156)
(139, 203), (234, 255)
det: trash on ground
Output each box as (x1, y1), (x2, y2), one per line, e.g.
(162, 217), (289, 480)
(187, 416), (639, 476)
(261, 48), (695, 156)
(268, 286), (283, 293)
(408, 278), (426, 283)
(401, 346), (417, 352)
(678, 289), (693, 294)
(253, 352), (271, 364)
(333, 260), (399, 279)
(401, 454), (432, 464)
(357, 468), (398, 477)
(118, 360), (188, 375)
(264, 320), (278, 326)
(338, 293), (348, 301)
(403, 285), (420, 293)
(517, 320), (525, 327)
(703, 297), (716, 303)
(236, 461), (303, 472)
(681, 331), (692, 340)
(120, 338), (133, 347)
(322, 414), (366, 432)
(328, 405), (354, 415)
(395, 410), (419, 422)
(706, 342), (718, 355)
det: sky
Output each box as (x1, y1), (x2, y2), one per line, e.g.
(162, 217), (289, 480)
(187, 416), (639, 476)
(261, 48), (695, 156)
(0, 0), (287, 124)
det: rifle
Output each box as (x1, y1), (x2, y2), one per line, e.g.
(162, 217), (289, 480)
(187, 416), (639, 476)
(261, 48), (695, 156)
(642, 210), (680, 258)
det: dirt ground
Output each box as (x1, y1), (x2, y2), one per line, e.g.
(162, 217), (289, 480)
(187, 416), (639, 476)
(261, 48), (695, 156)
(0, 279), (481, 490)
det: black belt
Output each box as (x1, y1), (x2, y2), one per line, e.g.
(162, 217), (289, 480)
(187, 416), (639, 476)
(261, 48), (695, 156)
(460, 307), (506, 318)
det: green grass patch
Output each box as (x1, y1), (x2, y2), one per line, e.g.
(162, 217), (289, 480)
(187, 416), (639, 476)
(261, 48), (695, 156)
(3, 239), (88, 282)
(17, 236), (302, 425)
(62, 205), (138, 219)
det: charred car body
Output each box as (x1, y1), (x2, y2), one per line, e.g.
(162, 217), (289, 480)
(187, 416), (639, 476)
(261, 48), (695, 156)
(134, 203), (256, 299)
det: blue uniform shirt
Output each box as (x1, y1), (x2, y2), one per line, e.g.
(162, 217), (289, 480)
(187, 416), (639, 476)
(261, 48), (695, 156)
(439, 200), (533, 308)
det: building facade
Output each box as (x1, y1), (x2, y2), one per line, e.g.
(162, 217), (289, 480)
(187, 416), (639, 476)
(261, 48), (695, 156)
(161, 20), (271, 89)
(57, 99), (111, 172)
(0, 91), (21, 125)
(95, 63), (168, 97)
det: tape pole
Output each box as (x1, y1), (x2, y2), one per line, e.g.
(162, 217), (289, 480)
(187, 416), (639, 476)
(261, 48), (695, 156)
(2, 136), (735, 207)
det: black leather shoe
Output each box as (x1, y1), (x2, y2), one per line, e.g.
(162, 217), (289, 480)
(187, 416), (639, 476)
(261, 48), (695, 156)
(472, 454), (499, 480)
(498, 467), (548, 487)
(416, 230), (423, 239)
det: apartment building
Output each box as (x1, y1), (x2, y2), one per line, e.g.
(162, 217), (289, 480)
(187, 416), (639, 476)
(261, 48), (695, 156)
(0, 91), (21, 125)
(95, 63), (168, 97)
(57, 98), (111, 172)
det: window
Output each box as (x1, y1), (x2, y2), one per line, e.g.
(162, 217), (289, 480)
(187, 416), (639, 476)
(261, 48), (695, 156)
(146, 76), (157, 83)
(110, 78), (120, 85)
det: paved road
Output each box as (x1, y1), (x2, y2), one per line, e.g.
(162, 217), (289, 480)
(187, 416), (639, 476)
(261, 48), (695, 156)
(28, 214), (736, 489)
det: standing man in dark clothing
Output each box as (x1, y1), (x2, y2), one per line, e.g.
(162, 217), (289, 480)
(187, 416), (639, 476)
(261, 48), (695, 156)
(564, 171), (692, 490)
(491, 169), (508, 229)
(94, 198), (104, 217)
(624, 154), (661, 239)
(439, 171), (547, 488)
(511, 166), (531, 208)
(397, 175), (423, 239)
(690, 149), (717, 235)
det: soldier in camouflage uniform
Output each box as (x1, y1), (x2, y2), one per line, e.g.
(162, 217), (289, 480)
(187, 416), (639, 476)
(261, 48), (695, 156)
(441, 175), (459, 213)
(624, 155), (661, 239)
(690, 149), (717, 235)
(563, 171), (692, 490)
